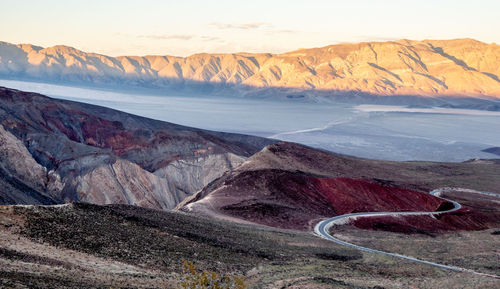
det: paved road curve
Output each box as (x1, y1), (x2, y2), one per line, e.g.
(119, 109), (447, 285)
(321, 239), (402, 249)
(314, 188), (500, 279)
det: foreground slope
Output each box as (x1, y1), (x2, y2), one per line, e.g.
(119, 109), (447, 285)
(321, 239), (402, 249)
(1, 203), (498, 288)
(0, 86), (273, 208)
(1, 39), (499, 100)
(180, 142), (500, 230)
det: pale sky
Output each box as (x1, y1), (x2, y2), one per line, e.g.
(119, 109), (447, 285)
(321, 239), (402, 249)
(1, 0), (498, 57)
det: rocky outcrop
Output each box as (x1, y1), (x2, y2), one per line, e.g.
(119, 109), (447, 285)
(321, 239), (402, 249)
(0, 125), (48, 193)
(0, 125), (59, 204)
(65, 158), (180, 209)
(1, 39), (499, 99)
(154, 152), (245, 197)
(0, 87), (273, 208)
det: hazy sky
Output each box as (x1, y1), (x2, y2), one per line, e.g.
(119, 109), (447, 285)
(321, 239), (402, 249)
(1, 0), (498, 57)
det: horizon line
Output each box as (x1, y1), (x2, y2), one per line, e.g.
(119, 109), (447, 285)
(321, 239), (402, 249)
(1, 37), (495, 58)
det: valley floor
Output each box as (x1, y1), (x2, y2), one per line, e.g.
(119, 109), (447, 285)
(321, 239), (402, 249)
(2, 79), (500, 162)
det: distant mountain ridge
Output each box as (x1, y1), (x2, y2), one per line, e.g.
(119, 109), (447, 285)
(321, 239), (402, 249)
(1, 39), (499, 99)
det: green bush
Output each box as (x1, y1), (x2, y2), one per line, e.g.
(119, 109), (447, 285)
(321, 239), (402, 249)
(177, 261), (246, 289)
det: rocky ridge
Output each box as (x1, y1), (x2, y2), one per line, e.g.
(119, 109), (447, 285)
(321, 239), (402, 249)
(1, 39), (499, 99)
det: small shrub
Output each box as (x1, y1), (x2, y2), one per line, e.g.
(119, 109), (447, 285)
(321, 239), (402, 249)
(177, 261), (246, 289)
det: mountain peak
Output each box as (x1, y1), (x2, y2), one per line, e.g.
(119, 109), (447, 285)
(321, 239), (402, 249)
(42, 44), (84, 55)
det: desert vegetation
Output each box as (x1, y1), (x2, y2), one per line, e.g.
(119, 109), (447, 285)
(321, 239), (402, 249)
(177, 261), (246, 289)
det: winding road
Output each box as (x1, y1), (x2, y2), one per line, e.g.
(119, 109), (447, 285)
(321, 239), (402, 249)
(314, 187), (500, 279)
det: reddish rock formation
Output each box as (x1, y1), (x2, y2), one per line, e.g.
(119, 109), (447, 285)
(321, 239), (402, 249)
(183, 169), (449, 230)
(351, 190), (500, 233)
(0, 86), (273, 208)
(181, 142), (500, 232)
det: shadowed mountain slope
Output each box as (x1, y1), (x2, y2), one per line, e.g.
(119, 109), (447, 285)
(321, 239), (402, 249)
(483, 147), (500, 156)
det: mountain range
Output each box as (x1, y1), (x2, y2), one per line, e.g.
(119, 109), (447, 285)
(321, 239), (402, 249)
(1, 39), (500, 100)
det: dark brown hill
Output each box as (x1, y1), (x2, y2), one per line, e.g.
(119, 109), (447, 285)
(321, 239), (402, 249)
(180, 142), (500, 231)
